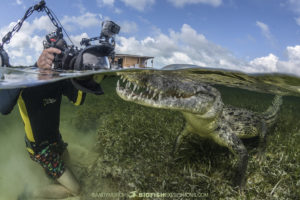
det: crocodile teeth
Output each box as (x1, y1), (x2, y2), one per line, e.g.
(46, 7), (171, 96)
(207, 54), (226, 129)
(130, 91), (135, 98)
(158, 93), (162, 101)
(126, 81), (131, 88)
(152, 91), (159, 99)
(117, 80), (120, 89)
(138, 93), (143, 99)
(133, 84), (137, 91)
(132, 95), (137, 100)
(151, 92), (156, 99)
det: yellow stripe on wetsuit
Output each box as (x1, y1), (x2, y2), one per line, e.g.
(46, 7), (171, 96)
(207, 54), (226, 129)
(17, 91), (35, 143)
(74, 90), (83, 106)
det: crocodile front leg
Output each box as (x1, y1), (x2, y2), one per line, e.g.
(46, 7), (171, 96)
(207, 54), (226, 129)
(173, 123), (194, 155)
(211, 122), (248, 189)
(256, 121), (267, 161)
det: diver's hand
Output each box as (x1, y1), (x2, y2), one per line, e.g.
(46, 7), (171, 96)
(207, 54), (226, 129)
(37, 47), (61, 69)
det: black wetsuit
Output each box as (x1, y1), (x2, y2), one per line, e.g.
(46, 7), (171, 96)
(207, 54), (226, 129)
(0, 80), (86, 152)
(1, 76), (103, 178)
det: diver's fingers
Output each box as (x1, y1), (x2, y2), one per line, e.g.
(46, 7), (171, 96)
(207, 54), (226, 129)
(37, 48), (61, 69)
(45, 47), (61, 55)
(45, 53), (55, 61)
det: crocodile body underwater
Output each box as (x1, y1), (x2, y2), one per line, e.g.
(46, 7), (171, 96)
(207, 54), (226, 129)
(116, 71), (283, 188)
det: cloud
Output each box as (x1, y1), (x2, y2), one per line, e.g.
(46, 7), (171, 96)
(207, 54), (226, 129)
(114, 8), (123, 14)
(70, 32), (89, 47)
(96, 0), (122, 14)
(1, 14), (300, 77)
(116, 23), (300, 76)
(116, 24), (244, 69)
(97, 0), (155, 11)
(256, 21), (272, 40)
(168, 0), (222, 7)
(16, 0), (22, 5)
(119, 21), (138, 34)
(249, 45), (300, 75)
(0, 15), (90, 66)
(286, 45), (300, 62)
(0, 16), (53, 50)
(287, 0), (300, 26)
(288, 0), (300, 14)
(74, 0), (87, 14)
(31, 16), (56, 33)
(120, 0), (155, 11)
(295, 17), (300, 26)
(97, 0), (115, 7)
(249, 54), (279, 72)
(256, 21), (277, 47)
(61, 12), (101, 31)
(0, 19), (47, 66)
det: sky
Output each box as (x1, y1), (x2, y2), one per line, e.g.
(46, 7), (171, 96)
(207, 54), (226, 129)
(0, 0), (300, 76)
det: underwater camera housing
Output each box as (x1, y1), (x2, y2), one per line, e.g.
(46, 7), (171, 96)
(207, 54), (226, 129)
(0, 0), (120, 71)
(43, 20), (120, 71)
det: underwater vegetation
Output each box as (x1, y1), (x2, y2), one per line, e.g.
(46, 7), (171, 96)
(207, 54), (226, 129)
(71, 76), (299, 199)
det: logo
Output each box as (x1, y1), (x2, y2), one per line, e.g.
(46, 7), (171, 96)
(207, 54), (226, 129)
(43, 98), (56, 106)
(128, 191), (138, 198)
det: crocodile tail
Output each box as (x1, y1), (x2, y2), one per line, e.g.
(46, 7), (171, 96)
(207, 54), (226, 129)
(262, 95), (283, 126)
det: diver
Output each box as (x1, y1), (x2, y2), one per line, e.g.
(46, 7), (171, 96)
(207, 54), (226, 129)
(0, 47), (104, 199)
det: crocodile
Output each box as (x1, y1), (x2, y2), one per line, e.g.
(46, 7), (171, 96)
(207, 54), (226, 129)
(116, 71), (282, 188)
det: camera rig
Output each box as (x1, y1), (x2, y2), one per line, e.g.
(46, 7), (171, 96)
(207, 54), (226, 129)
(0, 0), (120, 70)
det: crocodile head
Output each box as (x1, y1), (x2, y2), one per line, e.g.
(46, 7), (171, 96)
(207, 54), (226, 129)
(116, 71), (223, 118)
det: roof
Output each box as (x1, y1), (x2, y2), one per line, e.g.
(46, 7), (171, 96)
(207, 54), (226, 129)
(115, 53), (154, 59)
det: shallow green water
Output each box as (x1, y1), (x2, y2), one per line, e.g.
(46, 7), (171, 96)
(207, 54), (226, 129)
(0, 68), (299, 199)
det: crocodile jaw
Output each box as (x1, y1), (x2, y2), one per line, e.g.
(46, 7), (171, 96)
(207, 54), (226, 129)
(116, 76), (217, 115)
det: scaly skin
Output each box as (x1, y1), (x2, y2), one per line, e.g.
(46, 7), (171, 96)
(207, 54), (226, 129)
(116, 71), (282, 188)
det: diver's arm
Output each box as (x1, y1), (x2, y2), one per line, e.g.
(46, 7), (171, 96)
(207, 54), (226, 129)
(63, 75), (104, 105)
(0, 88), (21, 115)
(70, 76), (104, 96)
(62, 79), (87, 106)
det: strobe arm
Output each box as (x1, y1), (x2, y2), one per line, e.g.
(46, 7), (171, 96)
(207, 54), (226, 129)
(0, 0), (48, 49)
(0, 0), (72, 68)
(0, 0), (63, 50)
(80, 37), (101, 46)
